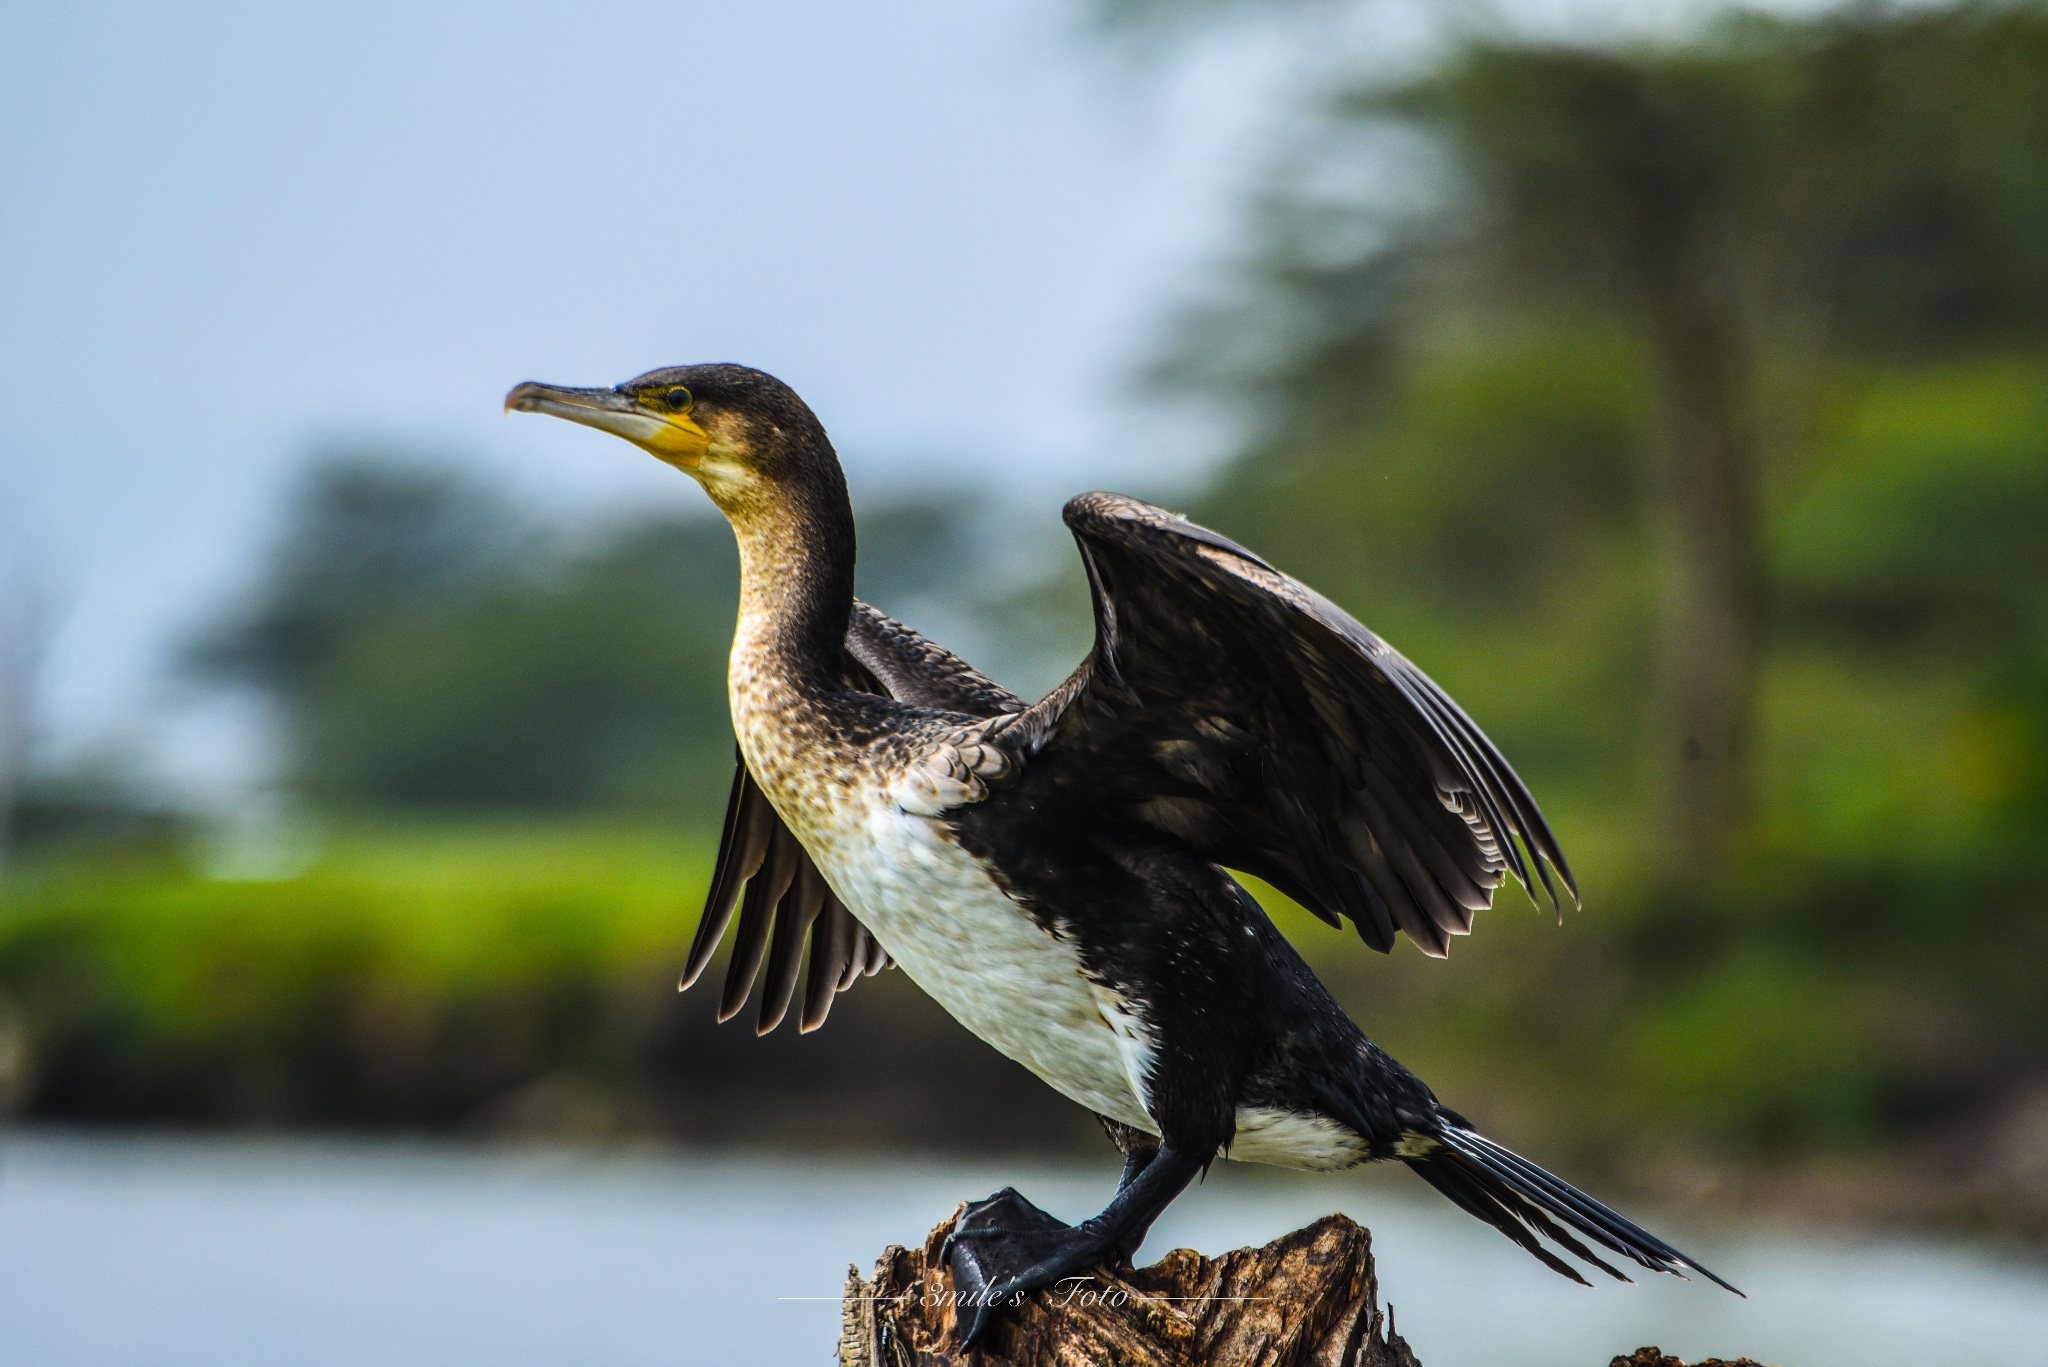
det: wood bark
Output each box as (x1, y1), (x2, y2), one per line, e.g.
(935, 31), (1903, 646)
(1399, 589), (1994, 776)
(1609, 1349), (1768, 1367)
(836, 1207), (1420, 1367)
(836, 1207), (1781, 1366)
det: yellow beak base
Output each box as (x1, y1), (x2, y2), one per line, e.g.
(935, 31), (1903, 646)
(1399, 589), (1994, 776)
(505, 381), (710, 469)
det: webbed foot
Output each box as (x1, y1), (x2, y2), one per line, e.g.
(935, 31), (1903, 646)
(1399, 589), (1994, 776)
(941, 1188), (1123, 1348)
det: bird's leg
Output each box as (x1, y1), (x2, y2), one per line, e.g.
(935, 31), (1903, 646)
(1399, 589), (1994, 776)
(1097, 1115), (1163, 1197)
(1115, 1143), (1158, 1195)
(944, 1146), (1202, 1349)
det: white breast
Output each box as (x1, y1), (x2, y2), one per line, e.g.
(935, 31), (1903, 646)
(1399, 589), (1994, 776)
(806, 798), (1373, 1172)
(743, 715), (1373, 1171)
(807, 789), (1158, 1135)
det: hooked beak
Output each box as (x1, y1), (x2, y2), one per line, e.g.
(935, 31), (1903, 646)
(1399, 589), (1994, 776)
(504, 381), (710, 468)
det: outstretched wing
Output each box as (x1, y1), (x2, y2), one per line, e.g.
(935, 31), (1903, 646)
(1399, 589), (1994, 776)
(1010, 492), (1575, 958)
(680, 601), (1023, 1034)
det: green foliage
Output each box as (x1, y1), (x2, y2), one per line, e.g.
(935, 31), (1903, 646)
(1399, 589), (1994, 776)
(194, 455), (988, 819)
(1163, 5), (2048, 1159)
(1205, 338), (2048, 1156)
(191, 458), (536, 694)
(1197, 319), (1659, 801)
(1774, 359), (2048, 646)
(192, 457), (743, 815)
(1627, 949), (1894, 1146)
(1392, 3), (2048, 351)
(299, 517), (743, 814)
(0, 826), (1105, 1153)
(0, 824), (703, 1125)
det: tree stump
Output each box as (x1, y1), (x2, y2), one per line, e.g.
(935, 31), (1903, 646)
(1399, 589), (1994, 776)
(836, 1206), (1421, 1367)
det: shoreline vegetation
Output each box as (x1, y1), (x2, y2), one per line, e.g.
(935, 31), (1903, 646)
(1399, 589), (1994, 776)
(4, 817), (2044, 1250)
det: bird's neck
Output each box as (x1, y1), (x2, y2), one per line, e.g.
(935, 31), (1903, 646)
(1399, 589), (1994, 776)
(728, 484), (856, 699)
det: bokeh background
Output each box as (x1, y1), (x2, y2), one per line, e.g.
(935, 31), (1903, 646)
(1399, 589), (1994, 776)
(4, 1), (2048, 1364)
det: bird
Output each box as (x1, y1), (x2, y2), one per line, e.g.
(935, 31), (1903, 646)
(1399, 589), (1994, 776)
(506, 363), (1738, 1343)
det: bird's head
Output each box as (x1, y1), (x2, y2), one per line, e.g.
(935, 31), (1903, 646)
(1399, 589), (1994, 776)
(505, 363), (837, 517)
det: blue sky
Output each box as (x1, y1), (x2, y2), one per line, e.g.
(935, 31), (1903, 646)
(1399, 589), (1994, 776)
(0, 0), (1780, 796)
(1, 0), (1300, 791)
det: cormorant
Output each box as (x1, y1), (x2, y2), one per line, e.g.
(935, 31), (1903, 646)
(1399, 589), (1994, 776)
(507, 363), (1737, 1343)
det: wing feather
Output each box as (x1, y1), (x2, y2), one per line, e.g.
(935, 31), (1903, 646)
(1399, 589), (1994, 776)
(717, 830), (795, 1022)
(681, 758), (775, 990)
(801, 894), (861, 1032)
(757, 858), (829, 1035)
(1010, 492), (1576, 959)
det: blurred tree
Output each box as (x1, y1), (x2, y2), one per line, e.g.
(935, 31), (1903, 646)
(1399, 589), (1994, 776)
(1403, 2), (2048, 911)
(1127, 0), (2048, 912)
(193, 454), (738, 812)
(194, 453), (994, 819)
(291, 515), (742, 812)
(0, 563), (52, 874)
(191, 457), (536, 696)
(1084, 1), (2048, 1165)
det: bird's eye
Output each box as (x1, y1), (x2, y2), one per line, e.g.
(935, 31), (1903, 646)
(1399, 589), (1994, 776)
(664, 386), (693, 411)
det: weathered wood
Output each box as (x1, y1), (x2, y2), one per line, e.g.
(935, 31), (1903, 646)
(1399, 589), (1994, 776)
(1609, 1351), (1768, 1367)
(838, 1206), (1421, 1367)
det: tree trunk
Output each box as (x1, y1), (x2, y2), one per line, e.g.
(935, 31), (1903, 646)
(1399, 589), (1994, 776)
(837, 1208), (1420, 1367)
(1637, 230), (1762, 925)
(1610, 1350), (1768, 1367)
(1597, 90), (1765, 929)
(834, 1207), (1778, 1366)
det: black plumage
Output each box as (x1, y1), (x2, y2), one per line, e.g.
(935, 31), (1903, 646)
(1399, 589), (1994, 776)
(507, 362), (1739, 1346)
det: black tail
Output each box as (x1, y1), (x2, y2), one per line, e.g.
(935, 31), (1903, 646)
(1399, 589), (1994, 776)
(1404, 1115), (1742, 1295)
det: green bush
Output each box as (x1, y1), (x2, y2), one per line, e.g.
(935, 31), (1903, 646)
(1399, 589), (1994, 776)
(0, 823), (704, 1126)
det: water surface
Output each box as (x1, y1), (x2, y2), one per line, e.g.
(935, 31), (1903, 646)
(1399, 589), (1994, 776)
(2, 1131), (2041, 1366)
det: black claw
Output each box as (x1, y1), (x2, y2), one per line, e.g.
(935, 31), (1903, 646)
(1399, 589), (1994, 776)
(945, 1188), (1117, 1349)
(959, 1293), (1003, 1351)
